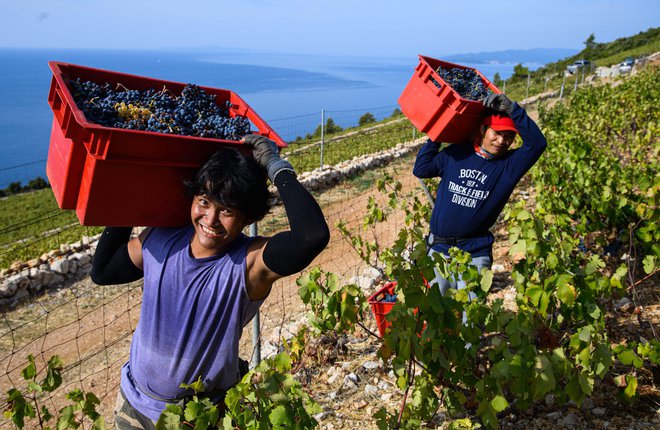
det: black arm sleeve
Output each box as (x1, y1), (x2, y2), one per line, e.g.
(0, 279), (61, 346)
(262, 170), (330, 276)
(90, 227), (144, 285)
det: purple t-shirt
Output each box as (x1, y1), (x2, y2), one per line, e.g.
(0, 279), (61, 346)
(120, 226), (263, 421)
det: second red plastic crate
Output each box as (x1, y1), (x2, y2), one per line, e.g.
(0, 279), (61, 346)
(368, 282), (398, 337)
(398, 55), (501, 144)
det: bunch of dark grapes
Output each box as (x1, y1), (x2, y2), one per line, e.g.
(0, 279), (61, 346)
(432, 66), (491, 101)
(68, 79), (250, 140)
(382, 293), (397, 303)
(577, 238), (588, 253)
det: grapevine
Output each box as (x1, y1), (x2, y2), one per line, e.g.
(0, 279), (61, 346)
(3, 355), (104, 429)
(298, 67), (658, 428)
(68, 79), (251, 140)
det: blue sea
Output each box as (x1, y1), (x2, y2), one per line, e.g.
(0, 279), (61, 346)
(0, 48), (522, 188)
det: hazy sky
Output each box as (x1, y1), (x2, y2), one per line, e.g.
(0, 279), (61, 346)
(2, 1), (658, 57)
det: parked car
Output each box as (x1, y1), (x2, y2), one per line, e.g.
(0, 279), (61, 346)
(619, 57), (634, 73)
(567, 59), (591, 74)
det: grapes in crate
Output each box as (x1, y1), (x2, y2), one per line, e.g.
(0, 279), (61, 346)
(432, 66), (491, 101)
(68, 79), (251, 141)
(381, 293), (397, 303)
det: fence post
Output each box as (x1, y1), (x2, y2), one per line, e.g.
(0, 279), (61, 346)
(320, 109), (325, 169)
(418, 178), (435, 207)
(250, 222), (261, 367)
(574, 71), (579, 93)
(559, 74), (565, 100)
(526, 73), (530, 99)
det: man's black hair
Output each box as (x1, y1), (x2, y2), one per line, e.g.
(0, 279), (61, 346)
(184, 147), (270, 223)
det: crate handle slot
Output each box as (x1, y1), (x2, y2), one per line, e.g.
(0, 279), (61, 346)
(52, 86), (68, 126)
(424, 74), (443, 96)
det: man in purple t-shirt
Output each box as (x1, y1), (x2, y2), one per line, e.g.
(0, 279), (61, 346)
(91, 136), (329, 429)
(413, 93), (546, 306)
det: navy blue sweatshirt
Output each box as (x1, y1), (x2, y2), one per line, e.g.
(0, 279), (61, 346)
(412, 103), (547, 257)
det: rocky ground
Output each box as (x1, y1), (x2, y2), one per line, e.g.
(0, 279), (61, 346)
(293, 271), (659, 429)
(297, 324), (659, 430)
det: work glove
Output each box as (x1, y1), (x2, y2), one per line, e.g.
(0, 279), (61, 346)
(242, 134), (295, 182)
(482, 93), (515, 116)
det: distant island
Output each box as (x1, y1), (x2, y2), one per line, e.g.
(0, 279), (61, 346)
(444, 48), (580, 67)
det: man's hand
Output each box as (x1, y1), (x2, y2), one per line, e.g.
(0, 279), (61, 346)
(482, 93), (515, 116)
(242, 134), (295, 182)
(242, 134), (279, 169)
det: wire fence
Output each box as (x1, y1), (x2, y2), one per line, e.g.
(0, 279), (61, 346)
(0, 110), (423, 427)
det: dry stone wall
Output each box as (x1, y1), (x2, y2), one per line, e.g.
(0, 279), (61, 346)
(0, 234), (100, 307)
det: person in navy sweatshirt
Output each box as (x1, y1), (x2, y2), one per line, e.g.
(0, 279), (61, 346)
(412, 93), (546, 305)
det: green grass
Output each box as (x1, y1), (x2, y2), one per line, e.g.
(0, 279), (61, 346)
(595, 39), (660, 67)
(0, 189), (103, 269)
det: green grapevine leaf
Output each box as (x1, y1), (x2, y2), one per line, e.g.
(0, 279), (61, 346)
(273, 352), (292, 372)
(47, 355), (64, 371)
(56, 405), (75, 430)
(180, 376), (206, 394)
(566, 375), (585, 405)
(585, 255), (605, 275)
(618, 349), (638, 367)
(510, 240), (527, 260)
(42, 405), (54, 423)
(578, 373), (594, 396)
(623, 375), (638, 400)
(21, 355), (37, 381)
(27, 381), (42, 393)
(184, 400), (202, 422)
(526, 286), (543, 307)
(533, 356), (556, 399)
(155, 411), (182, 430)
(490, 395), (509, 413)
(642, 255), (656, 275)
(556, 278), (576, 307)
(269, 405), (293, 427)
(480, 269), (493, 292)
(578, 326), (593, 343)
(592, 344), (612, 378)
(546, 253), (559, 269)
(91, 417), (105, 430)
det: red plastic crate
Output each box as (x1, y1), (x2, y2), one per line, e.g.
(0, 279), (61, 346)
(46, 61), (287, 226)
(397, 55), (501, 144)
(368, 282), (398, 337)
